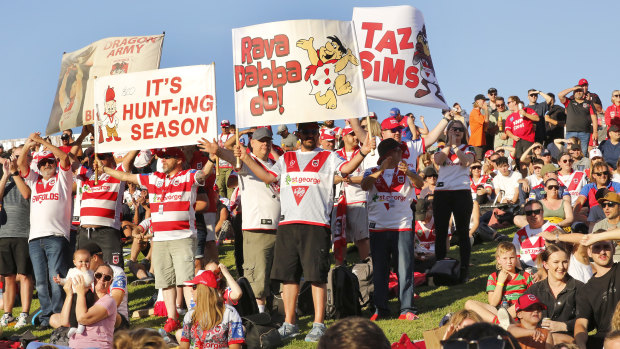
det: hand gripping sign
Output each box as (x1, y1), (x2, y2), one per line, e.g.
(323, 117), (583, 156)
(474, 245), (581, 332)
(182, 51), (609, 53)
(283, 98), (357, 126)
(46, 34), (164, 135)
(232, 19), (368, 128)
(93, 65), (217, 153)
(352, 6), (448, 109)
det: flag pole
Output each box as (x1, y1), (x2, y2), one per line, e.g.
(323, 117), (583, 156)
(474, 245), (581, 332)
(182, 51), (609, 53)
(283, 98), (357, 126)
(366, 115), (375, 155)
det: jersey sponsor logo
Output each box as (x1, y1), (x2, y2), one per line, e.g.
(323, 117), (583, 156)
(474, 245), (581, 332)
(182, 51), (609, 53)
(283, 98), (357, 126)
(32, 192), (60, 203)
(292, 185), (309, 205)
(260, 219), (273, 225)
(164, 193), (184, 201)
(285, 175), (321, 185)
(369, 222), (376, 228)
(83, 184), (112, 193)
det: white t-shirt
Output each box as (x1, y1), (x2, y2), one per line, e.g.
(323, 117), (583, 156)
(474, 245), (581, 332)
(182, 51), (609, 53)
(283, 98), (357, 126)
(23, 165), (73, 241)
(492, 171), (523, 203)
(513, 221), (559, 267)
(218, 133), (235, 168)
(335, 147), (366, 204)
(435, 144), (474, 191)
(526, 174), (543, 189)
(268, 149), (346, 227)
(364, 167), (415, 232)
(414, 218), (437, 254)
(567, 253), (593, 284)
(237, 154), (280, 230)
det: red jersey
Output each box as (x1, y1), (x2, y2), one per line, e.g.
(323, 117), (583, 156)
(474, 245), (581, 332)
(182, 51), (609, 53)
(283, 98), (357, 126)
(504, 108), (538, 143)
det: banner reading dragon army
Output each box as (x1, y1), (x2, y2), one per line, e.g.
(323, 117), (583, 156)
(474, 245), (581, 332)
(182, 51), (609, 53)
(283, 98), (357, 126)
(46, 34), (164, 135)
(232, 20), (368, 128)
(353, 6), (449, 109)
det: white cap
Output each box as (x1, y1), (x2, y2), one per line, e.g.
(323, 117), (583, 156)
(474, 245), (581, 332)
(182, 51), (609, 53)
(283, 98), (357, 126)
(277, 125), (288, 135)
(589, 148), (603, 159)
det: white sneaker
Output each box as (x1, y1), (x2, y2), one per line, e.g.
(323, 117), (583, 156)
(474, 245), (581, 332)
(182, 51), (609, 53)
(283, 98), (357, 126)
(497, 307), (511, 330)
(0, 313), (14, 327)
(14, 313), (28, 329)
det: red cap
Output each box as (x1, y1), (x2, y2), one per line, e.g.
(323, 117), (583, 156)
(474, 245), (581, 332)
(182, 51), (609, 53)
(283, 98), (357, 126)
(184, 270), (218, 288)
(105, 86), (115, 102)
(220, 120), (230, 127)
(153, 147), (185, 160)
(484, 150), (495, 159)
(341, 127), (354, 136)
(381, 117), (404, 131)
(320, 129), (336, 141)
(515, 294), (547, 312)
(578, 78), (588, 86)
(35, 151), (55, 162)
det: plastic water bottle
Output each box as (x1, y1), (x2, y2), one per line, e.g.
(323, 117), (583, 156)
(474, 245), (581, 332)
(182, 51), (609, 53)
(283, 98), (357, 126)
(501, 300), (509, 309)
(158, 328), (171, 344)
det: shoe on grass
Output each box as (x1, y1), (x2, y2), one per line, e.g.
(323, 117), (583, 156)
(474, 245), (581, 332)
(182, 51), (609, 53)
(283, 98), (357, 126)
(277, 322), (299, 340)
(305, 322), (326, 342)
(497, 307), (511, 330)
(0, 313), (14, 327)
(14, 313), (28, 329)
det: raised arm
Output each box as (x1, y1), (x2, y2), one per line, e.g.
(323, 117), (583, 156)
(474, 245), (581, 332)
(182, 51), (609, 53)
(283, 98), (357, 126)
(6, 157), (30, 199)
(96, 158), (139, 185)
(234, 145), (276, 184)
(558, 86), (579, 105)
(347, 117), (367, 142)
(29, 132), (70, 170)
(521, 108), (539, 122)
(339, 133), (374, 175)
(121, 150), (139, 173)
(16, 139), (33, 176)
(199, 138), (236, 165)
(424, 112), (453, 150)
(418, 115), (429, 136)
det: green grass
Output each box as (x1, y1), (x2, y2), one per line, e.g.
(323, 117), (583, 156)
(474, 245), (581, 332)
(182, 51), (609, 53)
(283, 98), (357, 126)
(0, 227), (516, 348)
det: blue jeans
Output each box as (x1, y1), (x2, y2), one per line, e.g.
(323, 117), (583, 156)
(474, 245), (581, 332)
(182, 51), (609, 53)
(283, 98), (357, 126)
(370, 231), (416, 316)
(565, 131), (590, 155)
(29, 236), (69, 323)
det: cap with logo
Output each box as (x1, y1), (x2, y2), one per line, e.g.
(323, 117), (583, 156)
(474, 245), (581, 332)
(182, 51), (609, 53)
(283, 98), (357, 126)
(320, 129), (336, 141)
(220, 120), (231, 127)
(589, 148), (603, 159)
(515, 294), (547, 312)
(578, 78), (589, 86)
(389, 108), (400, 117)
(381, 117), (404, 131)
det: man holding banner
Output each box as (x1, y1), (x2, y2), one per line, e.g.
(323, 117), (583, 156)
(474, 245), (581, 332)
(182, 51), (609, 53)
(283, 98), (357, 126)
(234, 122), (374, 342)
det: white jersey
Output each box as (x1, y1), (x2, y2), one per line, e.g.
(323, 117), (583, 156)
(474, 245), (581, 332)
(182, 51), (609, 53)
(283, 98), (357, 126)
(137, 169), (202, 241)
(513, 221), (559, 267)
(237, 153), (280, 230)
(110, 264), (128, 319)
(335, 147), (366, 204)
(268, 149), (346, 227)
(78, 164), (126, 229)
(364, 167), (415, 232)
(526, 174), (543, 189)
(23, 165), (73, 241)
(414, 218), (438, 254)
(557, 170), (587, 205)
(218, 133), (235, 168)
(435, 144), (474, 191)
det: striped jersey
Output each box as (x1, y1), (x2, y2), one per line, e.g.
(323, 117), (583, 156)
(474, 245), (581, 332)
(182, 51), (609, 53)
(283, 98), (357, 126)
(364, 167), (416, 232)
(22, 165), (73, 241)
(268, 149), (346, 227)
(335, 147), (366, 204)
(513, 221), (559, 267)
(486, 271), (533, 304)
(137, 169), (203, 241)
(78, 164), (126, 229)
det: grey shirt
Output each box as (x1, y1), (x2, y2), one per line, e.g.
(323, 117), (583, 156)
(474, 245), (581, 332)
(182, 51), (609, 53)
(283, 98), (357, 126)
(572, 156), (590, 172)
(0, 178), (30, 238)
(280, 133), (298, 149)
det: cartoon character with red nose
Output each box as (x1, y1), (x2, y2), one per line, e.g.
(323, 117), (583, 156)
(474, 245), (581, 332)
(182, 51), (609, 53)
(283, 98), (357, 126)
(99, 86), (121, 142)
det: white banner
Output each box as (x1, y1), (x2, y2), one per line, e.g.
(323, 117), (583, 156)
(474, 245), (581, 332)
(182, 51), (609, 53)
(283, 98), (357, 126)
(232, 20), (368, 128)
(353, 6), (448, 109)
(93, 65), (217, 153)
(46, 34), (164, 135)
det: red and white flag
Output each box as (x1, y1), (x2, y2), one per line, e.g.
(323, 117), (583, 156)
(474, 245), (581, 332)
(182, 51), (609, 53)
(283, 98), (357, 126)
(332, 189), (347, 263)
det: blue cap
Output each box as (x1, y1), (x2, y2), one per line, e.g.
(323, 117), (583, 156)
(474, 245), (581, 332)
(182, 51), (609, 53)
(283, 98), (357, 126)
(389, 108), (400, 116)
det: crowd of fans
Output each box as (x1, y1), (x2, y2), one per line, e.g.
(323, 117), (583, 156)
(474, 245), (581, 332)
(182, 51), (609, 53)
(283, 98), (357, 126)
(0, 78), (619, 348)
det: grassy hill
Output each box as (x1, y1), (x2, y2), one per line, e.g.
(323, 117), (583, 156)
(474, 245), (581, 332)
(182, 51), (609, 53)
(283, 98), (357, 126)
(0, 227), (515, 348)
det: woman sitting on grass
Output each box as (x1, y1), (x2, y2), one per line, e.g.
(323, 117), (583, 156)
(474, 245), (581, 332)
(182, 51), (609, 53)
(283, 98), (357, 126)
(464, 242), (533, 325)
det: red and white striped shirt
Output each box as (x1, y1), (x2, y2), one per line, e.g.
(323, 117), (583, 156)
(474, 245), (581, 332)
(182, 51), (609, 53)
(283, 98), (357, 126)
(78, 164), (126, 229)
(269, 149), (346, 227)
(137, 169), (202, 241)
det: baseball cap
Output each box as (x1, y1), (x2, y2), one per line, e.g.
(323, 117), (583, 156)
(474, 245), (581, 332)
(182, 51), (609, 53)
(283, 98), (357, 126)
(473, 94), (489, 103)
(253, 127), (273, 141)
(515, 294), (547, 312)
(377, 138), (404, 165)
(35, 151), (55, 162)
(389, 108), (400, 117)
(609, 125), (620, 133)
(220, 120), (230, 127)
(598, 191), (620, 205)
(578, 78), (589, 86)
(541, 164), (558, 176)
(320, 129), (336, 141)
(276, 125), (288, 135)
(488, 87), (497, 94)
(541, 149), (551, 157)
(368, 112), (378, 119)
(153, 147), (185, 160)
(381, 117), (404, 131)
(341, 127), (354, 136)
(589, 148), (603, 159)
(185, 270), (218, 288)
(298, 122), (320, 130)
(484, 150), (495, 159)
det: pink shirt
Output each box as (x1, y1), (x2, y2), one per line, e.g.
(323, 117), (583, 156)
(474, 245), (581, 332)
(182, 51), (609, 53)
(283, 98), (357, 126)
(69, 294), (117, 349)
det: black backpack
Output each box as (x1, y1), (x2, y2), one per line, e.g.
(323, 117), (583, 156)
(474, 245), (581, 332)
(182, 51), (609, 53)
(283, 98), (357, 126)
(241, 312), (282, 349)
(326, 265), (362, 319)
(427, 258), (461, 286)
(351, 257), (373, 308)
(234, 277), (260, 317)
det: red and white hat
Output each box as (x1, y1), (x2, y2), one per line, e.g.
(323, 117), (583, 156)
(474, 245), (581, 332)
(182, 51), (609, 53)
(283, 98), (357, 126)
(220, 120), (231, 127)
(184, 270), (218, 288)
(578, 78), (589, 86)
(320, 129), (336, 141)
(484, 150), (495, 159)
(35, 151), (55, 162)
(515, 294), (547, 312)
(105, 86), (115, 102)
(341, 127), (354, 136)
(380, 117), (403, 131)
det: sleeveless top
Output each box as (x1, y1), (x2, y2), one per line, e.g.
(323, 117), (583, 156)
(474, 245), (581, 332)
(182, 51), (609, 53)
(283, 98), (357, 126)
(542, 199), (565, 219)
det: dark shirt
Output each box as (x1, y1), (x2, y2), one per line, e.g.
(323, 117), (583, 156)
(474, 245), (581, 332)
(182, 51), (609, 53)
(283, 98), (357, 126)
(599, 139), (620, 169)
(528, 101), (550, 143)
(526, 276), (584, 333)
(545, 105), (566, 144)
(564, 98), (595, 133)
(0, 178), (30, 239)
(575, 262), (620, 340)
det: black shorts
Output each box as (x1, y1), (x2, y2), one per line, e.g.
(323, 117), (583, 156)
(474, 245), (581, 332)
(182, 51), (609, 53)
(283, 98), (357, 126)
(77, 226), (124, 268)
(270, 224), (330, 284)
(0, 237), (33, 276)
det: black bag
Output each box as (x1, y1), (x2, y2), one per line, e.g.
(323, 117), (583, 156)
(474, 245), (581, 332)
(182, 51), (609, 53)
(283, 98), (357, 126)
(234, 277), (260, 317)
(351, 257), (373, 308)
(326, 265), (362, 320)
(296, 281), (314, 316)
(427, 258), (461, 286)
(242, 312), (283, 349)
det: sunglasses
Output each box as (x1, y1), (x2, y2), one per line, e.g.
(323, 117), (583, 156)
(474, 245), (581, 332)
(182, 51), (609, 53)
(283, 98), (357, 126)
(441, 335), (515, 349)
(525, 209), (542, 216)
(360, 125), (367, 130)
(94, 272), (112, 282)
(601, 202), (618, 208)
(451, 127), (465, 132)
(594, 172), (610, 176)
(38, 158), (56, 167)
(614, 94), (620, 98)
(159, 154), (177, 159)
(592, 243), (613, 253)
(529, 93), (538, 97)
(471, 166), (482, 170)
(427, 174), (438, 179)
(546, 185), (559, 190)
(561, 159), (574, 163)
(385, 127), (402, 133)
(496, 103), (505, 108)
(489, 92), (497, 96)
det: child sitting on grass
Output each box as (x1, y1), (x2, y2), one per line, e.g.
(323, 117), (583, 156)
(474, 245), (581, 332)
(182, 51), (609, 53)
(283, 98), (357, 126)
(507, 294), (554, 348)
(464, 242), (533, 326)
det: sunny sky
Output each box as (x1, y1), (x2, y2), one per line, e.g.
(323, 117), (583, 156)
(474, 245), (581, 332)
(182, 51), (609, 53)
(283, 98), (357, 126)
(1, 0), (616, 144)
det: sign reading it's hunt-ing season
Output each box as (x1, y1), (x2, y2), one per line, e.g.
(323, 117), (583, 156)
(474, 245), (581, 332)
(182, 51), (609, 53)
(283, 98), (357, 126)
(46, 34), (164, 135)
(93, 65), (217, 153)
(233, 20), (368, 128)
(352, 6), (449, 109)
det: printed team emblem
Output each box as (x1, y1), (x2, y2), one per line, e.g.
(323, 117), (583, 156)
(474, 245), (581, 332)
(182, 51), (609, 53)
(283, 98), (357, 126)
(155, 179), (164, 188)
(312, 159), (319, 167)
(397, 175), (405, 183)
(583, 103), (588, 108)
(110, 60), (129, 75)
(573, 178), (578, 184)
(196, 163), (203, 170)
(291, 185), (309, 205)
(289, 160), (296, 167)
(112, 253), (120, 265)
(172, 178), (180, 186)
(48, 178), (57, 187)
